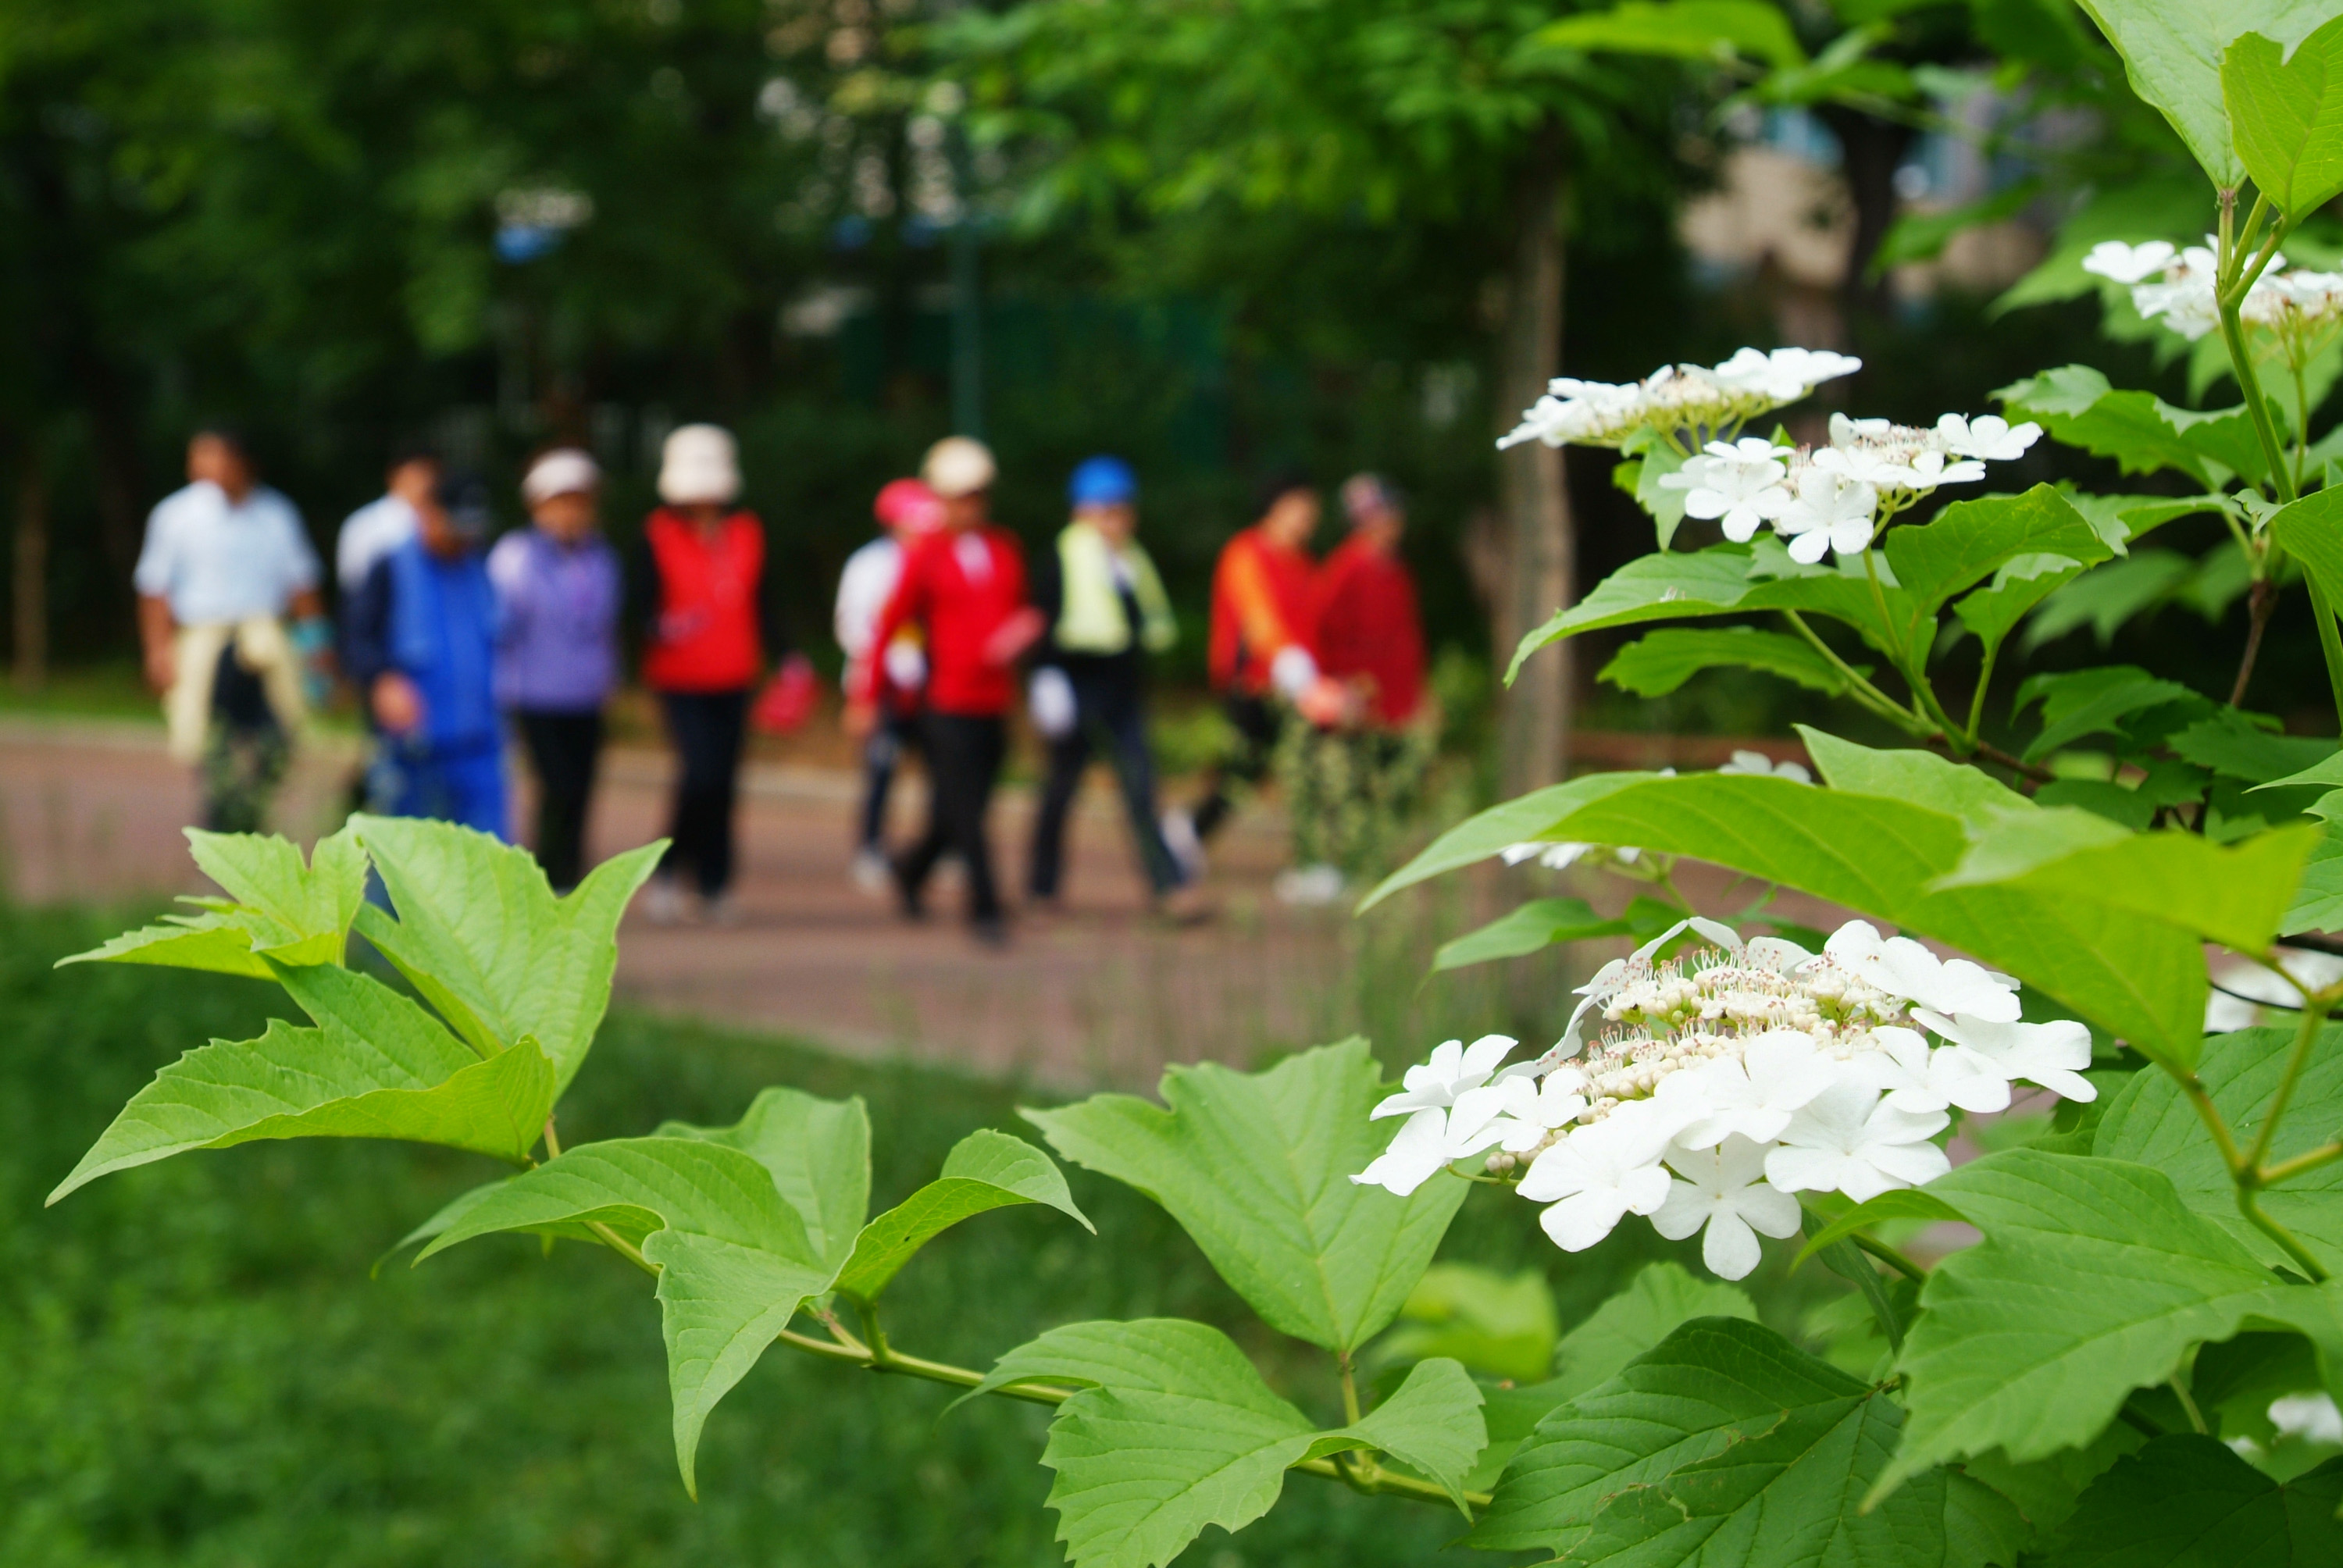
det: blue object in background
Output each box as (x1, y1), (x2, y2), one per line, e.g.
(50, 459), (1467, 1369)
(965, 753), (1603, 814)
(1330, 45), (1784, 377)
(1068, 454), (1138, 508)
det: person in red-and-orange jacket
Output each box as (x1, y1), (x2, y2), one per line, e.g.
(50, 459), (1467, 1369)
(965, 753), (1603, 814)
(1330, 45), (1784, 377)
(854, 436), (1041, 946)
(1315, 472), (1428, 728)
(1162, 471), (1351, 876)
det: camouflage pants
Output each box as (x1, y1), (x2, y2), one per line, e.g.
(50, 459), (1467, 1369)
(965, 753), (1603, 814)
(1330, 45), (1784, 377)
(1275, 721), (1436, 879)
(201, 719), (289, 834)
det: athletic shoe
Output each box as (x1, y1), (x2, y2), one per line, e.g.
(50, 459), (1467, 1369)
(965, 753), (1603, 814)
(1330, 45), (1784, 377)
(1161, 808), (1206, 881)
(851, 846), (891, 896)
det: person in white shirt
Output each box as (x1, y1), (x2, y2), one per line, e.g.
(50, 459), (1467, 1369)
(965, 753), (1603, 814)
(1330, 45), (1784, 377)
(835, 477), (942, 890)
(336, 442), (440, 593)
(133, 426), (328, 832)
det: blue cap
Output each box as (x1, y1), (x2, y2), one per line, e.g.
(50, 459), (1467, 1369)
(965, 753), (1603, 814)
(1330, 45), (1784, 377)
(1068, 454), (1138, 508)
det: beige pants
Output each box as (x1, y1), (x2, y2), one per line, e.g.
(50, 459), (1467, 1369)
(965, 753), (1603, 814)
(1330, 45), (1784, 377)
(165, 617), (308, 764)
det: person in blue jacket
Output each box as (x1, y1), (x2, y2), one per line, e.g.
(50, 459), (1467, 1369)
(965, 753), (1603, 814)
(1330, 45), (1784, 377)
(343, 474), (506, 836)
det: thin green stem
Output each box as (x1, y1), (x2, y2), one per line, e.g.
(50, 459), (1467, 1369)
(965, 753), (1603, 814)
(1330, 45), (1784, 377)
(2171, 1069), (2249, 1177)
(1339, 1355), (1364, 1426)
(1780, 611), (1932, 737)
(2305, 576), (2343, 736)
(2261, 1141), (2343, 1187)
(2237, 1187), (2331, 1281)
(589, 1222), (658, 1277)
(1963, 640), (2000, 747)
(2245, 989), (2331, 1174)
(2167, 1374), (2209, 1436)
(2222, 305), (2298, 506)
(1849, 1231), (1928, 1285)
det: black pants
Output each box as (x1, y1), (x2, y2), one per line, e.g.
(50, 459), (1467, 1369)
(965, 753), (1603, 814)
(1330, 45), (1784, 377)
(658, 689), (748, 897)
(515, 708), (603, 891)
(898, 712), (1004, 923)
(1189, 692), (1281, 843)
(857, 708), (921, 851)
(1029, 665), (1181, 898)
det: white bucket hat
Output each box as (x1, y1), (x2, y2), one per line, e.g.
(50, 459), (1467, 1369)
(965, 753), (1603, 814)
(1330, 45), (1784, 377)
(658, 424), (741, 505)
(921, 435), (997, 499)
(521, 447), (601, 505)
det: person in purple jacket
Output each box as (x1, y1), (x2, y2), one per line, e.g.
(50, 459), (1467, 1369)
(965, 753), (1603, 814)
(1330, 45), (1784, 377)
(488, 448), (622, 890)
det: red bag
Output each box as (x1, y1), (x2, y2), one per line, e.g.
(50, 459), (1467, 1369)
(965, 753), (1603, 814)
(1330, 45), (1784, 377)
(751, 654), (820, 735)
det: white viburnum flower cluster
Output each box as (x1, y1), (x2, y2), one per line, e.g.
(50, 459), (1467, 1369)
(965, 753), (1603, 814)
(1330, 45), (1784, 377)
(2084, 238), (2343, 346)
(1497, 347), (1861, 451)
(1657, 411), (2042, 563)
(1352, 918), (2096, 1280)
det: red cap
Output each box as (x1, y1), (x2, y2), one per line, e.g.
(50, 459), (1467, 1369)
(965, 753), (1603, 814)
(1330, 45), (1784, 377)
(874, 478), (945, 536)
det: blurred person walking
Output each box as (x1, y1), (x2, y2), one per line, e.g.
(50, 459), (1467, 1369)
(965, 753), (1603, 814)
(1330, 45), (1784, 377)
(1164, 471), (1349, 881)
(344, 475), (506, 835)
(488, 449), (620, 892)
(858, 436), (1040, 946)
(1025, 455), (1202, 919)
(134, 426), (329, 832)
(1278, 473), (1436, 900)
(337, 442), (438, 596)
(834, 477), (943, 892)
(635, 424), (781, 924)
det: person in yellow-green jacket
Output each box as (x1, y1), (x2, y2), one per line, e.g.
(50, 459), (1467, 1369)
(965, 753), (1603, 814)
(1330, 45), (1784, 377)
(1025, 456), (1205, 918)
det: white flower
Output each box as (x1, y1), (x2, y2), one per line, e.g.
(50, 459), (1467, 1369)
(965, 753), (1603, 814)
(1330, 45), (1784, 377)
(1651, 1135), (1804, 1280)
(1663, 440), (1792, 542)
(1848, 1025), (2011, 1115)
(1351, 1091), (1513, 1196)
(1717, 749), (1812, 783)
(1706, 346), (1862, 402)
(1821, 921), (2021, 1022)
(1914, 1010), (2096, 1101)
(1518, 1100), (1677, 1250)
(1496, 840), (1638, 871)
(1935, 413), (2042, 462)
(2270, 1392), (2343, 1445)
(1660, 1029), (1841, 1148)
(1774, 466), (1879, 563)
(2206, 948), (2343, 1032)
(1765, 1080), (1950, 1202)
(2081, 240), (2176, 284)
(1899, 450), (1988, 490)
(1371, 1034), (1518, 1118)
(1810, 442), (1913, 490)
(1484, 1067), (1591, 1153)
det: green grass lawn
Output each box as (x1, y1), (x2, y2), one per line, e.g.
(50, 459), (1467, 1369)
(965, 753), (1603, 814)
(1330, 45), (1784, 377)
(0, 903), (1800, 1567)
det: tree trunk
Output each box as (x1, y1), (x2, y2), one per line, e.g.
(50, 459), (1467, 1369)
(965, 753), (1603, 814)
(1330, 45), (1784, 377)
(1495, 129), (1574, 796)
(1815, 104), (1915, 315)
(13, 446), (48, 692)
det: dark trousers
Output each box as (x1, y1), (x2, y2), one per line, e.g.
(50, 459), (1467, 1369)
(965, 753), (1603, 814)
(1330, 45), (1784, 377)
(857, 708), (921, 851)
(515, 708), (604, 891)
(201, 646), (288, 834)
(658, 689), (748, 897)
(898, 712), (1005, 923)
(1029, 665), (1181, 898)
(1189, 692), (1281, 843)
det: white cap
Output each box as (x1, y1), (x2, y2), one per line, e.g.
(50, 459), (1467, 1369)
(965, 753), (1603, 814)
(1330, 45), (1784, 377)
(521, 447), (601, 506)
(658, 424), (741, 505)
(921, 435), (997, 499)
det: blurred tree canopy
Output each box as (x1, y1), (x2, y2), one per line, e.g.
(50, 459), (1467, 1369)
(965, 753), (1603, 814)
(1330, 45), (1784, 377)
(0, 0), (2273, 743)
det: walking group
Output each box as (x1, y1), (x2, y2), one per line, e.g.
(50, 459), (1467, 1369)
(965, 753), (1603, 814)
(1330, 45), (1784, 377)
(131, 422), (1435, 946)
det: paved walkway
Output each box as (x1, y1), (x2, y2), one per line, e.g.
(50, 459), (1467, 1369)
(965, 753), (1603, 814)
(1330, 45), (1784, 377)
(0, 715), (1476, 1086)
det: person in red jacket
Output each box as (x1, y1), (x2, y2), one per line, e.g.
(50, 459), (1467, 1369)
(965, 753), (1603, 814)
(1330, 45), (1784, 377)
(1163, 472), (1350, 875)
(635, 424), (789, 924)
(856, 436), (1040, 945)
(1278, 472), (1439, 899)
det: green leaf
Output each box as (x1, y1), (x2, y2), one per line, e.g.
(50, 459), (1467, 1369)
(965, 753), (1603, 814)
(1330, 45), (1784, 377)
(1507, 547), (1756, 680)
(350, 816), (663, 1096)
(2254, 750), (2343, 794)
(833, 1128), (1091, 1302)
(1430, 897), (1644, 973)
(2073, 0), (2332, 187)
(1879, 1149), (2343, 1500)
(2094, 1025), (2343, 1273)
(2225, 16), (2343, 222)
(1549, 1261), (1758, 1406)
(1378, 1263), (1559, 1385)
(2167, 715), (2335, 785)
(1380, 767), (2211, 1062)
(1883, 485), (2116, 620)
(2284, 793), (2343, 932)
(1796, 1188), (1968, 1263)
(1798, 726), (2032, 829)
(1599, 626), (1859, 698)
(1999, 364), (2266, 488)
(1525, 0), (1807, 70)
(1938, 815), (2320, 956)
(1307, 1357), (1487, 1514)
(2266, 488), (2343, 662)
(1954, 552), (2093, 658)
(48, 964), (555, 1203)
(1360, 774), (1653, 908)
(2023, 551), (2199, 652)
(1022, 1039), (1468, 1351)
(1475, 1317), (1987, 1561)
(409, 1130), (840, 1495)
(2063, 490), (2233, 552)
(59, 824), (369, 974)
(656, 1086), (872, 1273)
(2042, 1436), (2343, 1566)
(2021, 672), (2203, 760)
(971, 1320), (1483, 1568)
